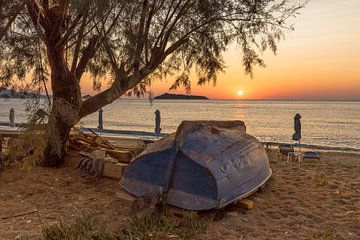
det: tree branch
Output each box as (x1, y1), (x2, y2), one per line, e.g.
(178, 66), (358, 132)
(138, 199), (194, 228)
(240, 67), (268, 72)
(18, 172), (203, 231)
(25, 0), (49, 31)
(75, 35), (99, 80)
(70, 9), (89, 73)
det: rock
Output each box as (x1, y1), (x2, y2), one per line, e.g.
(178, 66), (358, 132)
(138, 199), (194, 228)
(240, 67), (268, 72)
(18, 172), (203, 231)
(235, 199), (254, 210)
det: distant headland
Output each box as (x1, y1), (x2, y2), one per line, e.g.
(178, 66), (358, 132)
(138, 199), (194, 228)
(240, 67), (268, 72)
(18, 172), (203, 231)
(0, 87), (46, 99)
(154, 93), (209, 100)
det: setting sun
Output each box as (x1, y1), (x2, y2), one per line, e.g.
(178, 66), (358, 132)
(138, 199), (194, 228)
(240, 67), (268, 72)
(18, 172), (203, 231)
(237, 90), (244, 97)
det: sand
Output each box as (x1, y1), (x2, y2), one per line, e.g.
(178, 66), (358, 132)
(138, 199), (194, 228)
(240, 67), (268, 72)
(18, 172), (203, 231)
(0, 151), (359, 239)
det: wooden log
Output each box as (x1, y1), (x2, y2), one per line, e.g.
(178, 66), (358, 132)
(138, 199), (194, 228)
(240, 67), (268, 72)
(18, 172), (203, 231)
(234, 199), (254, 210)
(102, 136), (148, 151)
(69, 134), (139, 156)
(106, 149), (133, 164)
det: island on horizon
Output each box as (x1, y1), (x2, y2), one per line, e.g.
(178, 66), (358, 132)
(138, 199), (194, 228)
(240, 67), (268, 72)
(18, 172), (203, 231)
(154, 93), (209, 100)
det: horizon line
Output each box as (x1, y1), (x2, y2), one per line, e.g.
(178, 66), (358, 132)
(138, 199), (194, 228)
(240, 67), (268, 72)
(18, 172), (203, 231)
(121, 96), (360, 102)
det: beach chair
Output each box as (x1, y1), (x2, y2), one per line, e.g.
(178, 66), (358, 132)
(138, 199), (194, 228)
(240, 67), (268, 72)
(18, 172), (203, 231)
(302, 151), (320, 159)
(287, 150), (303, 163)
(279, 144), (294, 156)
(279, 144), (302, 163)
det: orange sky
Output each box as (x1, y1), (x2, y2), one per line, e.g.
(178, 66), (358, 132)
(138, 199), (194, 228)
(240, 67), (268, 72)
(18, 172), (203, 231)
(81, 0), (360, 100)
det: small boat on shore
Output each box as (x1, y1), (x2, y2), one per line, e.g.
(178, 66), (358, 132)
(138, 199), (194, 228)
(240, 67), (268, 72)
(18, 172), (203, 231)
(122, 121), (272, 210)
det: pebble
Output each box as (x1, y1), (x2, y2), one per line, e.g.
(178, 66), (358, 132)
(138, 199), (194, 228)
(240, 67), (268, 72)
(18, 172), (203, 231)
(226, 211), (238, 217)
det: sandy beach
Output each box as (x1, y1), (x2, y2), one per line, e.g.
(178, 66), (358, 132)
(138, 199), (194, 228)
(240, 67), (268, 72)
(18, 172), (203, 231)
(1, 0), (359, 239)
(0, 151), (359, 239)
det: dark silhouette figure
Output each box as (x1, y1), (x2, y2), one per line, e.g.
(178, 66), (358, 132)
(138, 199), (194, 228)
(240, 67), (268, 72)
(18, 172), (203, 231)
(98, 108), (103, 130)
(155, 110), (161, 134)
(9, 108), (15, 128)
(292, 113), (302, 141)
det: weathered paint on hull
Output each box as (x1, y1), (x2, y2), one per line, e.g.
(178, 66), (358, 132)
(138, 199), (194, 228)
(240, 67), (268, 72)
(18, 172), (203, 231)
(121, 121), (272, 210)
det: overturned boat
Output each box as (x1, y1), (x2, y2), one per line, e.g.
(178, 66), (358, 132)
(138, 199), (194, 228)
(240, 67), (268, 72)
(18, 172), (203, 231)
(121, 121), (272, 210)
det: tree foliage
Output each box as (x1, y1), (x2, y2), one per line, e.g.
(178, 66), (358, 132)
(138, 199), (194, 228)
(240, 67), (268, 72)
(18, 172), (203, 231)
(1, 0), (304, 115)
(0, 0), (305, 165)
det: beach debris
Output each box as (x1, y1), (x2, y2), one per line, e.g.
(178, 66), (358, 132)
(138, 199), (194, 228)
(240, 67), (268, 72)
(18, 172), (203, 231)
(4, 126), (46, 166)
(13, 235), (23, 240)
(76, 150), (106, 177)
(130, 191), (163, 218)
(279, 144), (294, 156)
(68, 130), (138, 163)
(67, 130), (142, 178)
(121, 120), (272, 210)
(303, 151), (320, 159)
(76, 157), (104, 177)
(0, 209), (38, 220)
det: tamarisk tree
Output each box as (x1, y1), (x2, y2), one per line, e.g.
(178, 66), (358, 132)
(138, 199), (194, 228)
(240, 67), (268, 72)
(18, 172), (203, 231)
(0, 0), (304, 166)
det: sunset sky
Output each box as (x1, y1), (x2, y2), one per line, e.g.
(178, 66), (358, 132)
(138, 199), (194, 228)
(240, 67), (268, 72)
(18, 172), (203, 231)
(82, 0), (360, 100)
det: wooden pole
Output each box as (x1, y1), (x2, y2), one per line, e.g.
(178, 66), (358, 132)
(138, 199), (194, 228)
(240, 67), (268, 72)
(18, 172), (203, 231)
(0, 135), (3, 155)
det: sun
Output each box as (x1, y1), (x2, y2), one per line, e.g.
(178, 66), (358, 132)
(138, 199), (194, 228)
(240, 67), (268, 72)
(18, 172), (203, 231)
(237, 90), (244, 97)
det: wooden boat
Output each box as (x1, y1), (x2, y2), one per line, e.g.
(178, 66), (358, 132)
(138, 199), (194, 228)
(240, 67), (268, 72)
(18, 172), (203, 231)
(121, 121), (272, 210)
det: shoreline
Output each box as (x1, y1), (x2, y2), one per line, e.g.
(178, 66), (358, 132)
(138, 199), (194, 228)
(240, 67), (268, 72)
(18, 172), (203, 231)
(1, 125), (359, 154)
(262, 141), (360, 154)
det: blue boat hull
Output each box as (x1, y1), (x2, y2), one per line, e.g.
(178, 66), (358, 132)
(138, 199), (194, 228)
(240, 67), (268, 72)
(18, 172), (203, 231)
(121, 121), (272, 210)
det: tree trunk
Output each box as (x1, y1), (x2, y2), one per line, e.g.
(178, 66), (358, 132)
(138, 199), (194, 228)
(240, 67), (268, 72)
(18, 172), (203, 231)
(42, 44), (81, 166)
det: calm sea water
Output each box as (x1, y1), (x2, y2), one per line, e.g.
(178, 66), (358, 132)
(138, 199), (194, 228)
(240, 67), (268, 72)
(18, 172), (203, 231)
(0, 99), (359, 150)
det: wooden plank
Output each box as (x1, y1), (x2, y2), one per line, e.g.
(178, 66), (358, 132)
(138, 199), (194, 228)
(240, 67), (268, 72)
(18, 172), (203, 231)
(103, 136), (149, 150)
(106, 149), (133, 164)
(115, 189), (136, 206)
(0, 209), (38, 220)
(234, 198), (254, 210)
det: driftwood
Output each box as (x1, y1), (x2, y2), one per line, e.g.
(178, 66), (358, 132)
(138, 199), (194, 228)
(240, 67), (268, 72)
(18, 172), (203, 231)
(67, 130), (142, 178)
(0, 209), (38, 220)
(68, 130), (138, 158)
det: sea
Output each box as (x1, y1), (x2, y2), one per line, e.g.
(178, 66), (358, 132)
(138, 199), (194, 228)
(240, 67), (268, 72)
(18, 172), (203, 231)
(0, 99), (359, 151)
